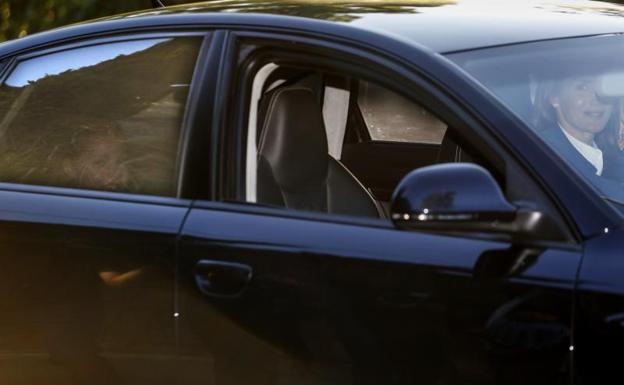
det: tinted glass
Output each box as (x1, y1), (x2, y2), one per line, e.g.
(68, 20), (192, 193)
(0, 37), (201, 196)
(358, 80), (447, 143)
(449, 35), (624, 209)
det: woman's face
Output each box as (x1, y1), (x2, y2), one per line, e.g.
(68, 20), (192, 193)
(551, 76), (614, 136)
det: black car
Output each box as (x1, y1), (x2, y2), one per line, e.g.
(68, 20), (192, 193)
(0, 1), (623, 384)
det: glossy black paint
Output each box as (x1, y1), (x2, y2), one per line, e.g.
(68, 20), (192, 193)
(390, 163), (516, 223)
(194, 260), (253, 298)
(178, 201), (580, 384)
(7, 0), (624, 54)
(0, 187), (189, 384)
(574, 228), (624, 385)
(177, 32), (222, 199)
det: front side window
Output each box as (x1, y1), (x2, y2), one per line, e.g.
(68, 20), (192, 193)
(246, 65), (460, 219)
(448, 35), (624, 210)
(0, 37), (202, 196)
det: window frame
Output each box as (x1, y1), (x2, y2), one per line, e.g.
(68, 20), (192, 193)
(0, 59), (9, 80)
(0, 31), (212, 203)
(214, 29), (578, 244)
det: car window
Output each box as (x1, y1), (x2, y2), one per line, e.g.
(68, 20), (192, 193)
(246, 68), (467, 219)
(233, 40), (571, 241)
(448, 35), (624, 210)
(0, 37), (202, 196)
(358, 80), (447, 143)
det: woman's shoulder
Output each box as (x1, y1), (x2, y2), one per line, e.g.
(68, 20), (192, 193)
(538, 124), (564, 142)
(538, 125), (574, 154)
(603, 150), (624, 182)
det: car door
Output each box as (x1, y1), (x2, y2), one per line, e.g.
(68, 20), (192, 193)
(0, 32), (206, 385)
(179, 208), (580, 385)
(176, 29), (582, 385)
(574, 227), (624, 385)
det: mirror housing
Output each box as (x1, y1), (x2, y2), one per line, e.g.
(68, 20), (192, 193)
(391, 163), (520, 233)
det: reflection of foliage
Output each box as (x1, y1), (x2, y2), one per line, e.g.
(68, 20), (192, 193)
(1, 0), (455, 42)
(537, 2), (624, 17)
(0, 0), (191, 42)
(0, 38), (201, 195)
(124, 0), (454, 23)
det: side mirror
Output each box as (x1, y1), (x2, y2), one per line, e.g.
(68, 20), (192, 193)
(391, 163), (538, 235)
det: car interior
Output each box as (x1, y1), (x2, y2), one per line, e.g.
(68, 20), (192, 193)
(246, 64), (483, 219)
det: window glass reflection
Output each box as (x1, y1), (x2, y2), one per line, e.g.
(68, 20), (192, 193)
(449, 35), (624, 207)
(5, 39), (166, 87)
(0, 37), (202, 196)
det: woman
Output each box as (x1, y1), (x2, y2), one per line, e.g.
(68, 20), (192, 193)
(536, 74), (624, 196)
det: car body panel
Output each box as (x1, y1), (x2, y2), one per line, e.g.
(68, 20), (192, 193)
(5, 0), (624, 55)
(177, 23), (589, 384)
(0, 188), (189, 384)
(178, 201), (581, 384)
(574, 227), (624, 385)
(68, 0), (624, 53)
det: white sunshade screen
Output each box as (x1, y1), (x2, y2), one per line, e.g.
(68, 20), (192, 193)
(323, 86), (350, 160)
(246, 63), (278, 203)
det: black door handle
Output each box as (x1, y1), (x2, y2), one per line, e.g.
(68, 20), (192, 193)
(378, 291), (431, 308)
(194, 260), (252, 298)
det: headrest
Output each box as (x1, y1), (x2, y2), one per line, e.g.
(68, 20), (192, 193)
(258, 86), (329, 192)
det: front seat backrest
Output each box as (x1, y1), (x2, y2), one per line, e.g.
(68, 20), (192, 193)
(437, 130), (474, 163)
(257, 85), (380, 218)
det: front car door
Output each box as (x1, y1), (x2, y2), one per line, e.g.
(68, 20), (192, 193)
(0, 32), (205, 385)
(176, 23), (584, 385)
(444, 34), (624, 385)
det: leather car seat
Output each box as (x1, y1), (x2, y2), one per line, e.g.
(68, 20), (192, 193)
(256, 84), (380, 218)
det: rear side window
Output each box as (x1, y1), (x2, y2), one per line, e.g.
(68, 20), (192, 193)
(358, 80), (447, 143)
(0, 37), (202, 196)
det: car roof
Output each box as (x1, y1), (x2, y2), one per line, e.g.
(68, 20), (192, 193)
(98, 0), (624, 53)
(3, 0), (624, 55)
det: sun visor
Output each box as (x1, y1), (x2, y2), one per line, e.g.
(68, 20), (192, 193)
(598, 72), (624, 98)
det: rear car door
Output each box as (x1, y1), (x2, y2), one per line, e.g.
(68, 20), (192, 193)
(176, 28), (582, 385)
(0, 33), (205, 385)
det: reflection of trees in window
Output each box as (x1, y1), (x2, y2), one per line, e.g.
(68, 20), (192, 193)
(0, 38), (201, 195)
